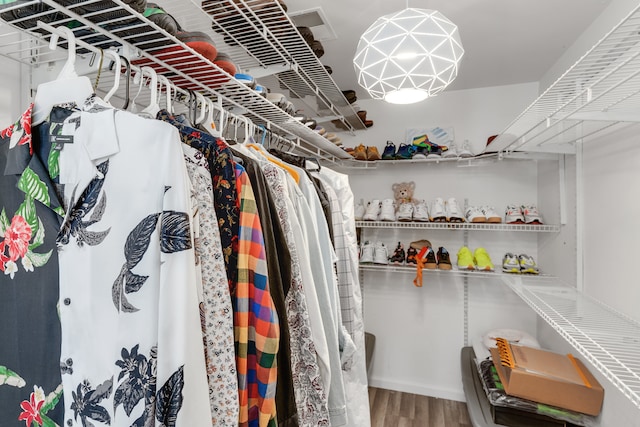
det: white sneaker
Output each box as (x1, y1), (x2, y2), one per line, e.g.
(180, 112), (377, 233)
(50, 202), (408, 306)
(373, 242), (389, 265)
(363, 200), (380, 221)
(360, 241), (374, 264)
(505, 205), (525, 224)
(465, 206), (486, 223)
(354, 201), (365, 221)
(502, 253), (520, 273)
(518, 254), (540, 274)
(379, 199), (396, 221)
(413, 200), (430, 222)
(430, 197), (446, 222)
(457, 139), (473, 158)
(522, 205), (543, 224)
(397, 202), (414, 222)
(481, 206), (502, 223)
(446, 198), (465, 222)
(442, 144), (458, 159)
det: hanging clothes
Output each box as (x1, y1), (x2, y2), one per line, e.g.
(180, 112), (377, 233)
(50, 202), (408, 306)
(316, 167), (372, 427)
(157, 111), (240, 293)
(234, 163), (280, 427)
(53, 98), (212, 425)
(257, 158), (332, 426)
(284, 170), (347, 426)
(182, 144), (239, 426)
(0, 104), (65, 426)
(231, 149), (298, 427)
(269, 149), (334, 244)
(158, 111), (280, 427)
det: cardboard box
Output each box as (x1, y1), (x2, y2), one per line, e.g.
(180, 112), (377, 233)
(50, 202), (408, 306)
(490, 344), (604, 416)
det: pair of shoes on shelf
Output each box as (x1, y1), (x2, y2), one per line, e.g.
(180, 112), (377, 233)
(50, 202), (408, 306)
(502, 253), (540, 274)
(357, 110), (373, 128)
(441, 139), (474, 159)
(465, 206), (502, 223)
(505, 205), (544, 224)
(342, 89), (357, 104)
(396, 200), (429, 222)
(431, 197), (465, 223)
(324, 132), (342, 146)
(383, 141), (421, 160)
(352, 144), (381, 161)
(297, 25), (324, 58)
(457, 247), (494, 271)
(401, 241), (451, 270)
(412, 134), (445, 159)
(361, 199), (393, 221)
(360, 241), (389, 265)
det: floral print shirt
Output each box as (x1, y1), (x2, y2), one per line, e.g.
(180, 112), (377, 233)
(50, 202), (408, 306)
(182, 144), (239, 426)
(54, 98), (211, 426)
(0, 104), (65, 426)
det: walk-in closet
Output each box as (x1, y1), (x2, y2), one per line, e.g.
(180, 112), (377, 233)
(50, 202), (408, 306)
(1, 1), (639, 426)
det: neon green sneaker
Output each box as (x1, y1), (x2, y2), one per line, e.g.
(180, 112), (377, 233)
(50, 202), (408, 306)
(457, 246), (475, 271)
(474, 247), (494, 271)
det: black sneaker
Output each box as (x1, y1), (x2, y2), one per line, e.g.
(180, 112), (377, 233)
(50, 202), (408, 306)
(423, 247), (437, 269)
(406, 247), (418, 265)
(437, 247), (452, 270)
(389, 242), (405, 265)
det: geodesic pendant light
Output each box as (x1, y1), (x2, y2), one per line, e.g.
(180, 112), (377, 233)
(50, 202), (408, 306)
(353, 8), (464, 104)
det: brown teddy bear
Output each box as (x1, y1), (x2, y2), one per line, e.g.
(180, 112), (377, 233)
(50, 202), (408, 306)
(392, 181), (417, 208)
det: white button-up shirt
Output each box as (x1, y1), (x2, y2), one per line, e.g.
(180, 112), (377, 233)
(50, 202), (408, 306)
(55, 99), (211, 426)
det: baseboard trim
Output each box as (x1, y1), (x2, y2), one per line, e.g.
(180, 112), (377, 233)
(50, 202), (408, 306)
(368, 376), (466, 402)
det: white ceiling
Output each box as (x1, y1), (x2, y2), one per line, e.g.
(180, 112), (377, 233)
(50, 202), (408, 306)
(285, 0), (613, 97)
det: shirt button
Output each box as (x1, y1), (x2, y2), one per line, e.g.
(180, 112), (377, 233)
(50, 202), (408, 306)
(63, 298), (71, 306)
(66, 358), (73, 366)
(67, 420), (73, 426)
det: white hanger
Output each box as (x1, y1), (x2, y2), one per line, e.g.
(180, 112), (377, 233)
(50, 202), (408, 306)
(103, 50), (121, 104)
(129, 65), (145, 113)
(32, 24), (95, 125)
(140, 66), (160, 117)
(195, 92), (207, 125)
(204, 97), (216, 132)
(157, 75), (172, 113)
(210, 98), (225, 138)
(233, 116), (261, 160)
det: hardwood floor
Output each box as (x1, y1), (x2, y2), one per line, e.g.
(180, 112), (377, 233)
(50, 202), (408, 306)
(369, 387), (472, 427)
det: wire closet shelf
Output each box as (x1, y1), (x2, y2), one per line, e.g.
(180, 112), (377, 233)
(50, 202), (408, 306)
(0, 0), (353, 162)
(490, 3), (640, 155)
(503, 275), (640, 410)
(355, 221), (560, 233)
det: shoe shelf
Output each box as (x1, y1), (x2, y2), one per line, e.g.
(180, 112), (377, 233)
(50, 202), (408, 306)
(355, 221), (560, 233)
(502, 275), (640, 410)
(489, 3), (640, 155)
(359, 263), (550, 279)
(335, 151), (563, 170)
(198, 0), (366, 133)
(0, 0), (352, 162)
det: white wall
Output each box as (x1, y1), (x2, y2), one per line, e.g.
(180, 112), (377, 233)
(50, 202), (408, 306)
(582, 126), (640, 321)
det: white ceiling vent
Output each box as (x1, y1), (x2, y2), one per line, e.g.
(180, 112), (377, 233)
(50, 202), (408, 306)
(289, 7), (337, 42)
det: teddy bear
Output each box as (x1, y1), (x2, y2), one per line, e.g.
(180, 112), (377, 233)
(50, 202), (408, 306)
(392, 181), (417, 208)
